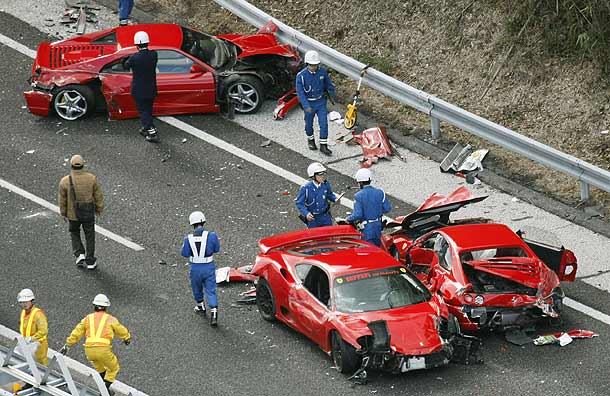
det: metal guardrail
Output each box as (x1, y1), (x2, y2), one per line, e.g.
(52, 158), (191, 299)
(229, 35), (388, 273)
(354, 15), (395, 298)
(214, 0), (610, 201)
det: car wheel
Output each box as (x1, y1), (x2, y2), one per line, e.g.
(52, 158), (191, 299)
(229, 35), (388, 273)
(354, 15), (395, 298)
(331, 331), (361, 373)
(256, 278), (276, 322)
(52, 84), (95, 121)
(225, 75), (265, 114)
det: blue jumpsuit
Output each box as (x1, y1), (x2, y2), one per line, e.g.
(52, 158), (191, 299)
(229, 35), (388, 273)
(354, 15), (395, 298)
(295, 180), (338, 228)
(295, 67), (335, 145)
(181, 227), (220, 308)
(347, 185), (392, 246)
(124, 49), (158, 131)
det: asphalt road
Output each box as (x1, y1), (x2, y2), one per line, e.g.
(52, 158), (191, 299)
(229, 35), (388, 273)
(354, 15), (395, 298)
(0, 9), (608, 396)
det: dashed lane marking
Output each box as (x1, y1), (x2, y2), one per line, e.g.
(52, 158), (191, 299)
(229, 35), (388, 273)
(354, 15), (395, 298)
(0, 178), (145, 251)
(2, 32), (609, 326)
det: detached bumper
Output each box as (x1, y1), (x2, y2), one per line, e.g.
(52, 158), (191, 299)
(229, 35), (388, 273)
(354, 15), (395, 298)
(24, 90), (52, 116)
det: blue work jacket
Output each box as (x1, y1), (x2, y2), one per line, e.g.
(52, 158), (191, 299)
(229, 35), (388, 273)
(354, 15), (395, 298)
(124, 48), (158, 99)
(295, 180), (338, 217)
(347, 185), (392, 245)
(295, 67), (335, 107)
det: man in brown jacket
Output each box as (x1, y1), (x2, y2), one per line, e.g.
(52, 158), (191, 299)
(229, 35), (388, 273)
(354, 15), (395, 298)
(59, 155), (104, 269)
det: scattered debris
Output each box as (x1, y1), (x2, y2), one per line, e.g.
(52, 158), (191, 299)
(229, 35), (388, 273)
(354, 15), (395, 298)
(216, 265), (259, 284)
(353, 126), (394, 168)
(25, 150), (36, 154)
(181, 138), (187, 143)
(505, 329), (532, 346)
(158, 260), (167, 265)
(215, 267), (231, 283)
(260, 139), (272, 147)
(440, 143), (489, 174)
(280, 190), (290, 196)
(534, 329), (598, 346)
(237, 287), (257, 304)
(328, 110), (343, 124)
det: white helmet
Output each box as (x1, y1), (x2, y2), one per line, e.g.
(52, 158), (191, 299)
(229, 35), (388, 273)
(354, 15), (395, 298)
(355, 168), (373, 182)
(92, 294), (110, 307)
(134, 31), (150, 45)
(17, 289), (35, 302)
(304, 50), (320, 65)
(189, 211), (206, 225)
(307, 162), (327, 178)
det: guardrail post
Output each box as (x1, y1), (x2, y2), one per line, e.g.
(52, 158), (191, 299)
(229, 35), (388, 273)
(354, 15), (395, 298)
(580, 181), (590, 201)
(430, 116), (441, 140)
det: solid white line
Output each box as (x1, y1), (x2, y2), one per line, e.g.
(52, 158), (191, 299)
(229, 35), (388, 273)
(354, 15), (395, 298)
(4, 32), (609, 326)
(564, 297), (610, 326)
(0, 178), (144, 251)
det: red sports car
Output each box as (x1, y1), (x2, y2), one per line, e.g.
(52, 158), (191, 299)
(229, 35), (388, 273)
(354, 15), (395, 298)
(382, 187), (578, 332)
(252, 225), (479, 374)
(24, 23), (300, 121)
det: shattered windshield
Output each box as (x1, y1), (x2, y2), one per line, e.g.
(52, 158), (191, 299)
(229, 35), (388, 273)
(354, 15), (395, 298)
(181, 27), (230, 69)
(333, 267), (431, 313)
(461, 247), (528, 262)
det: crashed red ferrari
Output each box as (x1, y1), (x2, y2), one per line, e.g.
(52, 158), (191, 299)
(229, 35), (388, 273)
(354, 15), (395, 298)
(382, 187), (578, 332)
(24, 23), (300, 121)
(252, 225), (480, 375)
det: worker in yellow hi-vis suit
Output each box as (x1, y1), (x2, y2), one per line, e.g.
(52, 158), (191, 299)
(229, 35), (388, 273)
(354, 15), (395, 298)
(17, 289), (48, 365)
(60, 294), (130, 393)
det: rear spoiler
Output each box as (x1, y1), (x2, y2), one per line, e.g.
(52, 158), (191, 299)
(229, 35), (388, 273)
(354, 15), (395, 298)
(258, 225), (362, 254)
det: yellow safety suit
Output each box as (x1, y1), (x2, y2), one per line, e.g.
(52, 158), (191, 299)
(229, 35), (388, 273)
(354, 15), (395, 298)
(65, 311), (130, 382)
(20, 307), (48, 365)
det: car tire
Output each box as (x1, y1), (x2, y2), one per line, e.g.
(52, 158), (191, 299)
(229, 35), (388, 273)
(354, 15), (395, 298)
(52, 84), (95, 121)
(331, 331), (361, 373)
(256, 278), (277, 322)
(225, 75), (265, 114)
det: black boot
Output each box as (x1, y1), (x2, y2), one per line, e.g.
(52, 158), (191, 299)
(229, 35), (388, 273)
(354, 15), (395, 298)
(308, 139), (317, 150)
(210, 307), (218, 327)
(320, 143), (333, 156)
(138, 127), (148, 137)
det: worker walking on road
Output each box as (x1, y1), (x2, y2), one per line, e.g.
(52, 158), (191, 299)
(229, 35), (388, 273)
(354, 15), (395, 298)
(123, 31), (160, 143)
(346, 169), (392, 246)
(181, 211), (220, 327)
(296, 50), (336, 156)
(60, 294), (130, 394)
(59, 155), (104, 270)
(17, 289), (48, 366)
(296, 162), (341, 228)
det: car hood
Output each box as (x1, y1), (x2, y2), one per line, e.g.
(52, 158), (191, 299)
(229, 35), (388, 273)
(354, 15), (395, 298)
(464, 257), (559, 289)
(387, 186), (487, 228)
(338, 301), (445, 356)
(219, 33), (298, 58)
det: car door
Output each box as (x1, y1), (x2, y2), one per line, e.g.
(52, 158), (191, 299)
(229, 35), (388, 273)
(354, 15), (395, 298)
(98, 51), (139, 120)
(290, 263), (331, 347)
(153, 49), (217, 115)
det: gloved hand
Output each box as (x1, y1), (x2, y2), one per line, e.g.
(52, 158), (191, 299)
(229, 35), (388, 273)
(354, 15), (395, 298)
(124, 338), (131, 346)
(24, 336), (33, 343)
(335, 217), (348, 225)
(59, 345), (69, 355)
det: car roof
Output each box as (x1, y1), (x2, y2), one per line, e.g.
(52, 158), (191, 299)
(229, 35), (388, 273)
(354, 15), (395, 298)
(439, 223), (524, 250)
(299, 246), (403, 277)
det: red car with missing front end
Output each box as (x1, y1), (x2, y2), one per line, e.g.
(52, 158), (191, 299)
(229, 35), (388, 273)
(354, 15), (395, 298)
(24, 23), (300, 121)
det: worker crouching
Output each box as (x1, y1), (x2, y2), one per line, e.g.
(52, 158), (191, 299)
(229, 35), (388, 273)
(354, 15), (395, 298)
(60, 294), (130, 393)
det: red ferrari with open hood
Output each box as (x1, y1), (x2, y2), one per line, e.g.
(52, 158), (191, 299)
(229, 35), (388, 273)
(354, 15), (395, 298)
(382, 187), (578, 331)
(252, 225), (480, 375)
(24, 23), (300, 121)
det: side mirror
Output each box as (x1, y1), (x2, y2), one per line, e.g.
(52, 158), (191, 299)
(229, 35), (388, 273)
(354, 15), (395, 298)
(190, 64), (205, 73)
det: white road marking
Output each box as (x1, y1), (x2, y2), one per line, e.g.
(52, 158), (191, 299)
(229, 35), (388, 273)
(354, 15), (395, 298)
(564, 297), (610, 326)
(0, 178), (144, 251)
(2, 32), (609, 326)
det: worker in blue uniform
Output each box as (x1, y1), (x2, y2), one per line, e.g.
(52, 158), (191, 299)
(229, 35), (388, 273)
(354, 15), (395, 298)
(296, 163), (340, 228)
(346, 168), (392, 246)
(123, 31), (160, 143)
(181, 211), (220, 327)
(295, 50), (336, 156)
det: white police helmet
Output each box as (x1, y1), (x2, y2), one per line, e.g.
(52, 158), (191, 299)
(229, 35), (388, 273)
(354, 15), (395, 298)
(92, 294), (110, 307)
(189, 211), (206, 225)
(17, 289), (35, 302)
(355, 168), (372, 182)
(304, 50), (320, 65)
(134, 31), (150, 45)
(307, 162), (327, 178)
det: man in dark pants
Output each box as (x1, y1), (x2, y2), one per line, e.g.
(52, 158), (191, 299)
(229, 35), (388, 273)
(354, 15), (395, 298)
(58, 155), (104, 269)
(123, 31), (159, 143)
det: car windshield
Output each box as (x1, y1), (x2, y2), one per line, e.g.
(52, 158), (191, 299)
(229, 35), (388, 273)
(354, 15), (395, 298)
(181, 27), (230, 68)
(333, 267), (431, 313)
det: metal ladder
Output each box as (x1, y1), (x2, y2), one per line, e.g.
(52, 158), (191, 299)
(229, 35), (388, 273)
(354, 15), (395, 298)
(0, 336), (135, 396)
